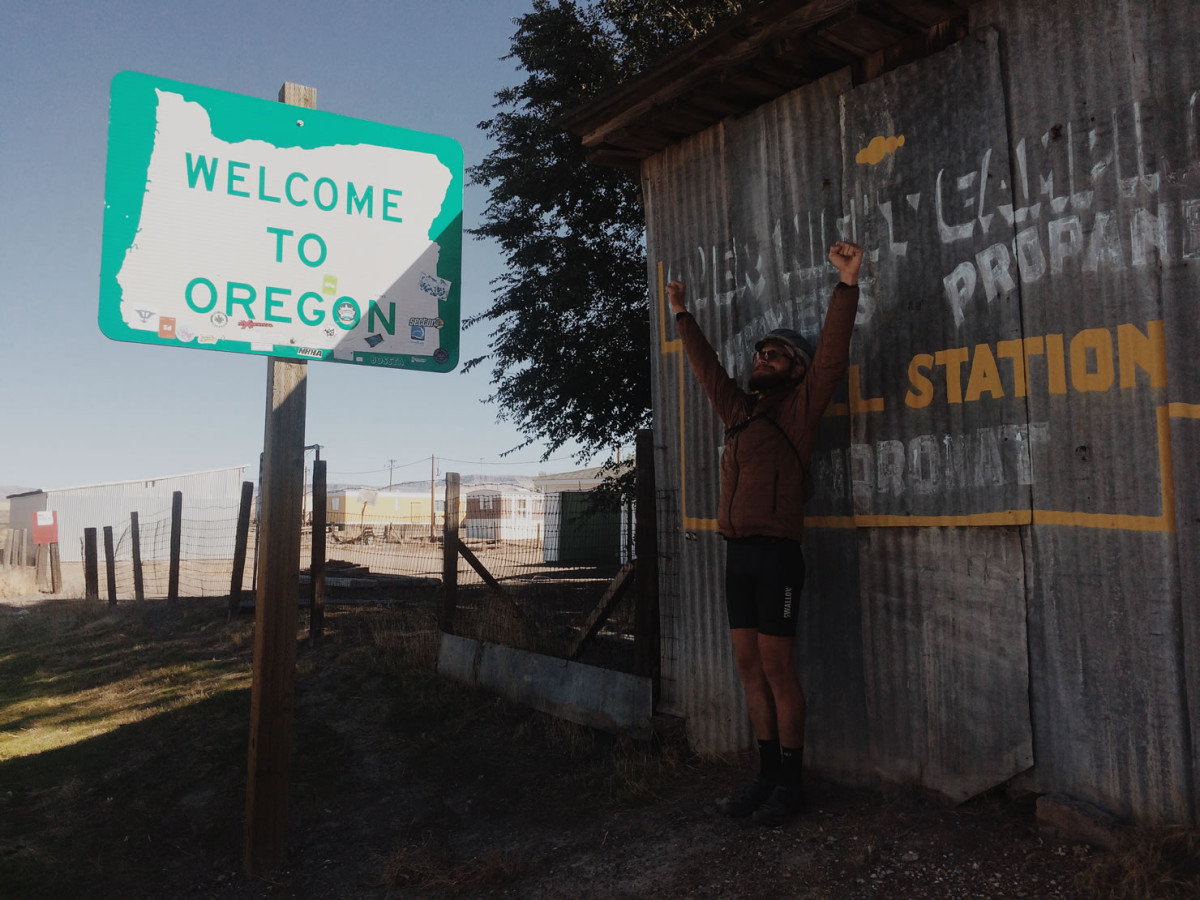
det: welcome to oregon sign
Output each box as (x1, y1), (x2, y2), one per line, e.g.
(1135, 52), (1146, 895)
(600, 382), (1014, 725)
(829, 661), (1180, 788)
(99, 71), (463, 372)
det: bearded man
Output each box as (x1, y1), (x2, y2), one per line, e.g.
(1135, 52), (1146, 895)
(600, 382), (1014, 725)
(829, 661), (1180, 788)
(665, 240), (863, 826)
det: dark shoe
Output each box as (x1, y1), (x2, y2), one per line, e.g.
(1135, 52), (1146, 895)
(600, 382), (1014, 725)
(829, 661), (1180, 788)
(716, 778), (775, 817)
(751, 786), (803, 827)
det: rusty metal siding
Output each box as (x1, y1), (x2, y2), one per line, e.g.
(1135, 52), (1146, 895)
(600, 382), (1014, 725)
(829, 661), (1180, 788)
(966, 0), (1198, 823)
(641, 0), (1199, 822)
(860, 526), (1032, 803)
(837, 28), (1035, 800)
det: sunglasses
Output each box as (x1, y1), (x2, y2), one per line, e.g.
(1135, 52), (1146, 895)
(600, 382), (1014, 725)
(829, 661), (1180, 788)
(753, 347), (794, 363)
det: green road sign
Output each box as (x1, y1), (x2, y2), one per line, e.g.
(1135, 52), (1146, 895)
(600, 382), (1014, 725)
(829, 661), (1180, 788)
(99, 71), (463, 371)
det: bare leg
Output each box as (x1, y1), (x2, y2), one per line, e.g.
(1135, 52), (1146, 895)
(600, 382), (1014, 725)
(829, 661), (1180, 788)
(757, 633), (805, 749)
(729, 627), (778, 739)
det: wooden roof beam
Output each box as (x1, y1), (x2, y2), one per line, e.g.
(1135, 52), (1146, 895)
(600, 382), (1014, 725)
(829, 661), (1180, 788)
(562, 0), (859, 148)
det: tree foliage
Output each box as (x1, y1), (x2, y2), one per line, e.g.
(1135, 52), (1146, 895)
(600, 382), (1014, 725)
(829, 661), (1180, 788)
(468, 0), (747, 462)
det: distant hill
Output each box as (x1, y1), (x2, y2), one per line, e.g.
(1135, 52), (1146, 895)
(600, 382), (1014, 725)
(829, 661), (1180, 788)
(370, 474), (537, 493)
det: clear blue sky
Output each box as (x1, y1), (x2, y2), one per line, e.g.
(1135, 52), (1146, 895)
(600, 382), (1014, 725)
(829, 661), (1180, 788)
(1, 0), (596, 491)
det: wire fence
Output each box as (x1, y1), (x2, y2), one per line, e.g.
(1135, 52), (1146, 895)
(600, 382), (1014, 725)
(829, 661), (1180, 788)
(6, 468), (649, 675)
(319, 498), (638, 669)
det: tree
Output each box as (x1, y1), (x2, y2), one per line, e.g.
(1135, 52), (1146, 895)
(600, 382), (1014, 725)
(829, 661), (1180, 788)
(467, 0), (747, 463)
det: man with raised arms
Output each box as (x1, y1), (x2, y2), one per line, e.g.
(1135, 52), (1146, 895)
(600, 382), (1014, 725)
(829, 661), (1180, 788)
(665, 240), (863, 826)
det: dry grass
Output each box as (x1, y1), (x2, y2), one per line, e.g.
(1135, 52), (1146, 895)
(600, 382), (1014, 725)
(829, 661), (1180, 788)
(1078, 827), (1200, 899)
(0, 598), (253, 762)
(1, 594), (1159, 900)
(375, 837), (534, 894)
(0, 565), (37, 598)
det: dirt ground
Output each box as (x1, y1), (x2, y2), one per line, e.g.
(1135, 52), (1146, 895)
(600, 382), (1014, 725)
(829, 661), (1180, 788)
(0, 591), (1187, 899)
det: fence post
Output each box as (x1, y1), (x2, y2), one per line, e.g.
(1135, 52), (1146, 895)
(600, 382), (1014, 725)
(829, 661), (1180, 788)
(168, 491), (182, 603)
(439, 472), (460, 634)
(35, 543), (48, 590)
(84, 528), (99, 601)
(50, 542), (62, 593)
(230, 481), (254, 616)
(12, 529), (28, 567)
(131, 512), (145, 604)
(310, 459), (327, 643)
(634, 429), (660, 700)
(103, 525), (118, 605)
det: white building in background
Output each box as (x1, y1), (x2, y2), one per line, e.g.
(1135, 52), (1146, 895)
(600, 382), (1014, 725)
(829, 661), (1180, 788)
(6, 466), (248, 563)
(463, 484), (544, 541)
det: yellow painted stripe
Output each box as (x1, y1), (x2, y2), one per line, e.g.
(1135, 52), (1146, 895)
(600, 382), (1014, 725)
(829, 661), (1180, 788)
(660, 260), (711, 529)
(1168, 402), (1200, 418)
(1030, 510), (1169, 531)
(807, 510), (1031, 529)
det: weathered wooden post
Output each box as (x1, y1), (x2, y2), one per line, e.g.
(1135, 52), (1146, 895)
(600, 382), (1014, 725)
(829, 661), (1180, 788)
(439, 472), (460, 633)
(84, 528), (99, 601)
(11, 529), (28, 567)
(243, 81), (314, 878)
(49, 542), (61, 593)
(103, 525), (118, 605)
(310, 458), (327, 643)
(131, 512), (145, 604)
(230, 481), (254, 616)
(35, 543), (49, 591)
(168, 491), (182, 602)
(634, 429), (660, 701)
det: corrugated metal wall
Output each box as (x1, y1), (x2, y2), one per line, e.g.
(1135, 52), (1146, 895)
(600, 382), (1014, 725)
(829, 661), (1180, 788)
(643, 0), (1199, 823)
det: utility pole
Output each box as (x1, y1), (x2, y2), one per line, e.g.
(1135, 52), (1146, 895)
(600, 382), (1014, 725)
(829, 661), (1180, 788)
(430, 455), (436, 541)
(387, 458), (397, 489)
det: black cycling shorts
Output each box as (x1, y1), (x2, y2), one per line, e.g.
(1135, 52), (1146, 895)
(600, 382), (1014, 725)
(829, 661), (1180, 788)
(724, 536), (806, 637)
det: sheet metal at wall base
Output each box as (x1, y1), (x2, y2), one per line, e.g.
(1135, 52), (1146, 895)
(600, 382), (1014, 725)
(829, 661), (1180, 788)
(678, 533), (748, 755)
(860, 526), (1032, 802)
(1171, 423), (1200, 825)
(800, 527), (871, 778)
(1024, 526), (1193, 822)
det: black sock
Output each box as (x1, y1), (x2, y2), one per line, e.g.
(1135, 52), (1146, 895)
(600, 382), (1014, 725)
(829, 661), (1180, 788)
(757, 738), (781, 783)
(780, 745), (804, 795)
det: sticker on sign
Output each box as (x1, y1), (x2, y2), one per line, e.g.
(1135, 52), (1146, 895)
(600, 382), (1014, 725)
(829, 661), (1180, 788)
(99, 72), (463, 373)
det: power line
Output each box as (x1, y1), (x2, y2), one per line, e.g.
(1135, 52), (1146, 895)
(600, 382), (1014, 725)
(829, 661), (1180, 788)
(436, 453), (579, 466)
(328, 452), (581, 478)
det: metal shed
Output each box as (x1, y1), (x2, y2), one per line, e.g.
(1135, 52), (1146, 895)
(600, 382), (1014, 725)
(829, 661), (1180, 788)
(534, 467), (633, 565)
(565, 0), (1200, 824)
(7, 466), (248, 563)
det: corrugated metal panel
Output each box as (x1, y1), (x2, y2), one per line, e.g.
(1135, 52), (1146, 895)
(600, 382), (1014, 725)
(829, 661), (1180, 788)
(860, 526), (1031, 802)
(644, 69), (857, 756)
(638, 0), (1199, 822)
(969, 0), (1197, 822)
(838, 28), (1033, 799)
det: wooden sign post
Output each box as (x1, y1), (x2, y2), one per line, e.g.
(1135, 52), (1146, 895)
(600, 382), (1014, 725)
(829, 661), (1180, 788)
(243, 82), (314, 877)
(100, 70), (463, 875)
